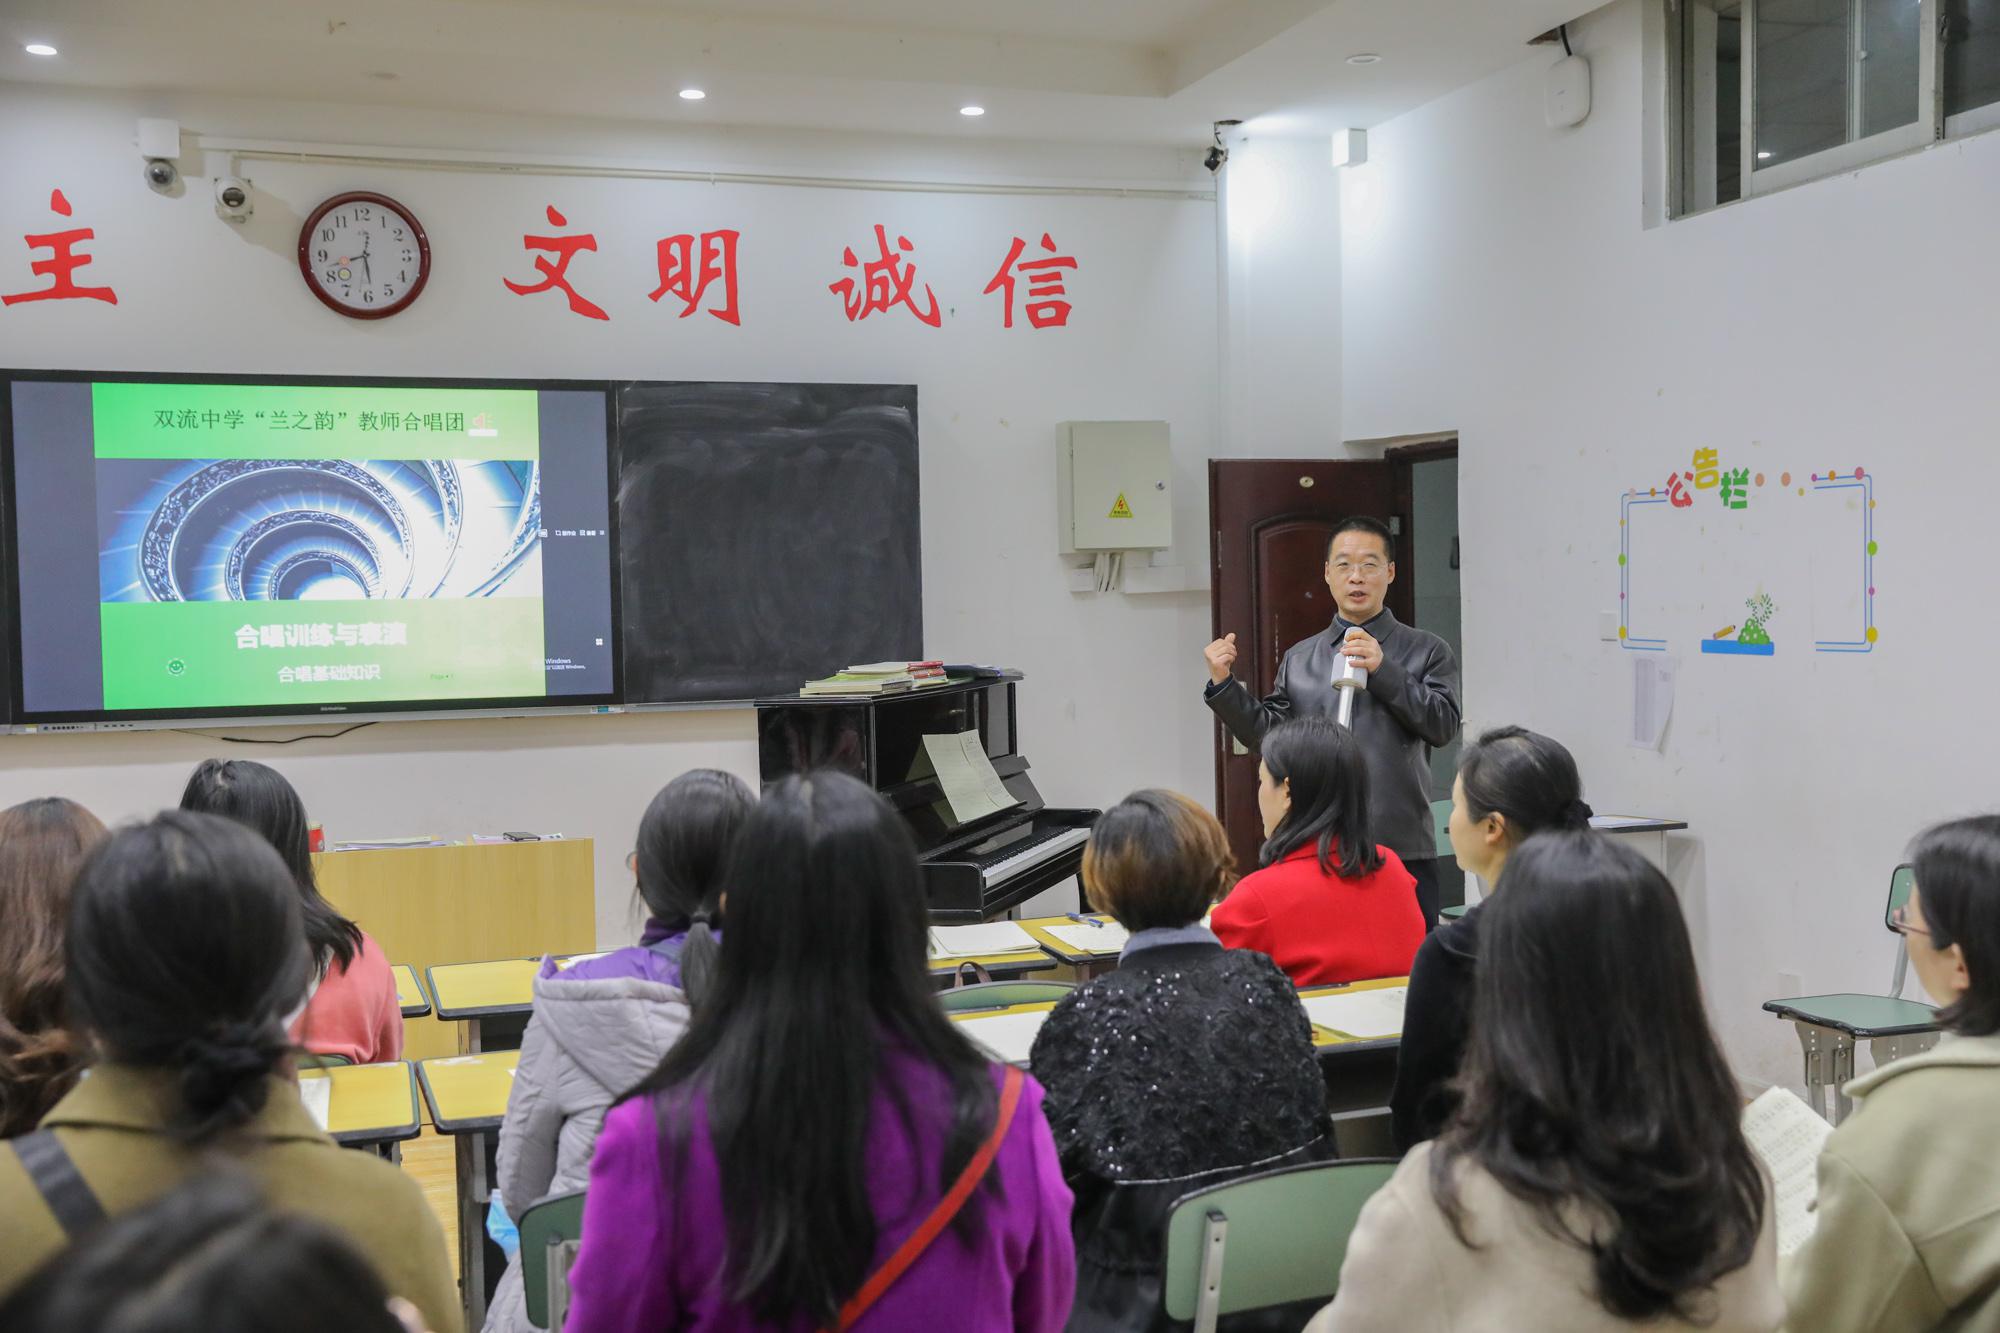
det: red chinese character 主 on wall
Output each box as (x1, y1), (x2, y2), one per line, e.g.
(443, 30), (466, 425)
(983, 232), (1077, 329)
(649, 229), (741, 325)
(3, 189), (117, 307)
(830, 224), (941, 328)
(503, 204), (608, 321)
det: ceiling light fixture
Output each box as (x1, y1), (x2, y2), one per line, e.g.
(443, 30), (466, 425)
(1346, 53), (1382, 65)
(679, 88), (706, 101)
(24, 43), (58, 56)
(960, 105), (986, 117)
(1757, 150), (1772, 159)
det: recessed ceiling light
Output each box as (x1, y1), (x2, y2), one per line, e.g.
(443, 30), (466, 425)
(960, 105), (986, 117)
(679, 88), (706, 101)
(1757, 150), (1772, 159)
(1346, 53), (1382, 65)
(24, 43), (58, 57)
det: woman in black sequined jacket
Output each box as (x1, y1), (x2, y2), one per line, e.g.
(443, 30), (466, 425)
(1029, 789), (1332, 1332)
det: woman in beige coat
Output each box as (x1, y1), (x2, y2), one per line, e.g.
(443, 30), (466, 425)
(1311, 831), (1781, 1333)
(1781, 815), (2000, 1333)
(0, 811), (459, 1333)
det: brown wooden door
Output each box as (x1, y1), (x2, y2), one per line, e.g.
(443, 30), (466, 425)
(1208, 459), (1408, 872)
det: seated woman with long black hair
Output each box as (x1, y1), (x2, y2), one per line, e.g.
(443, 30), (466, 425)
(1031, 789), (1330, 1332)
(0, 811), (459, 1332)
(1311, 831), (1779, 1332)
(181, 759), (402, 1066)
(1211, 717), (1425, 987)
(563, 771), (1075, 1332)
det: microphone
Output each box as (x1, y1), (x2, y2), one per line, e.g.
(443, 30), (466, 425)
(1332, 635), (1368, 729)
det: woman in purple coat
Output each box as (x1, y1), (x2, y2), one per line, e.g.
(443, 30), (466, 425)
(565, 771), (1076, 1333)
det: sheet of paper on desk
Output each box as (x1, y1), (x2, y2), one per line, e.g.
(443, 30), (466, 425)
(1742, 1086), (1833, 1257)
(1045, 921), (1130, 954)
(928, 922), (1037, 958)
(957, 1010), (1050, 1065)
(921, 730), (1019, 825)
(1301, 986), (1408, 1040)
(298, 1076), (332, 1133)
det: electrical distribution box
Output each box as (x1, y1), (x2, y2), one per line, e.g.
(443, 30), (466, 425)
(1057, 421), (1172, 554)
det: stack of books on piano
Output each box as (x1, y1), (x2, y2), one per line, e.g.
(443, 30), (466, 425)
(799, 661), (951, 696)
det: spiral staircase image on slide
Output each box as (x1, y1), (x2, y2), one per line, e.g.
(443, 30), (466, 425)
(98, 458), (541, 603)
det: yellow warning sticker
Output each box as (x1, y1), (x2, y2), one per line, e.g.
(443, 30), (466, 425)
(1107, 493), (1134, 519)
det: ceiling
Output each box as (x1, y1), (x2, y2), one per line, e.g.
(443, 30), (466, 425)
(0, 0), (1592, 148)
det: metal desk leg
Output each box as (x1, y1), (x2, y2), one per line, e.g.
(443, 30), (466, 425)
(1791, 1022), (1856, 1124)
(462, 1017), (484, 1055)
(1869, 1031), (1940, 1071)
(456, 1131), (490, 1331)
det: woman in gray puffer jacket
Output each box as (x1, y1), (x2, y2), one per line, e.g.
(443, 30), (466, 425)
(482, 769), (753, 1333)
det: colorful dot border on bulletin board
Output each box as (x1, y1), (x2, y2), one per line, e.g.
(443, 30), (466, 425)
(1617, 467), (1876, 656)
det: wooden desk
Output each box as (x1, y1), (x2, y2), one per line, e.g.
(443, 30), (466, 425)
(426, 953), (611, 1052)
(315, 841), (596, 1061)
(1299, 976), (1408, 1055)
(948, 1001), (1060, 1068)
(392, 964), (431, 1019)
(416, 1050), (522, 1330)
(299, 1060), (421, 1149)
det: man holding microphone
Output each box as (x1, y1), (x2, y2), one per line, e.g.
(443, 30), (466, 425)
(1204, 516), (1462, 929)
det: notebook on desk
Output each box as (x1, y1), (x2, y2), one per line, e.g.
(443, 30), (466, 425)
(928, 922), (1038, 959)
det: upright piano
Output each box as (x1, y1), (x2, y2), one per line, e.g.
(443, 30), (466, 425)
(756, 672), (1098, 923)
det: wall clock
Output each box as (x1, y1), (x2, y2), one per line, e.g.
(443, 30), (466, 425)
(297, 191), (431, 319)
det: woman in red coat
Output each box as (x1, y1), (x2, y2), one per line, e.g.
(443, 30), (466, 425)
(1211, 716), (1424, 987)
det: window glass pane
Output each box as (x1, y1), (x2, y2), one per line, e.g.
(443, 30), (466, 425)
(1859, 0), (1923, 137)
(1757, 0), (1854, 163)
(1946, 0), (2000, 116)
(1681, 0), (1744, 207)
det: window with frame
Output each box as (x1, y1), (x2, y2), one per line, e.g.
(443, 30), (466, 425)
(1671, 0), (2000, 214)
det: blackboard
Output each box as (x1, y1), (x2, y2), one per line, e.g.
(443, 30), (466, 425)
(616, 382), (922, 704)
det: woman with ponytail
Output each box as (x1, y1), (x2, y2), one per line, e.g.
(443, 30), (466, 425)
(0, 798), (106, 1138)
(484, 768), (754, 1333)
(1390, 725), (1594, 1150)
(0, 811), (459, 1331)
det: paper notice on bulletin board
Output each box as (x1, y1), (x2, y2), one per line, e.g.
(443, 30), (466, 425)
(1631, 656), (1676, 750)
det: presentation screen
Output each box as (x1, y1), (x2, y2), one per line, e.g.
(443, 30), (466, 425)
(3, 373), (619, 725)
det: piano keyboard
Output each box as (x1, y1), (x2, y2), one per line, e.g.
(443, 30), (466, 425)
(977, 825), (1092, 887)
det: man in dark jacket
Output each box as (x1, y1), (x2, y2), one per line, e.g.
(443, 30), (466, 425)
(1203, 515), (1462, 928)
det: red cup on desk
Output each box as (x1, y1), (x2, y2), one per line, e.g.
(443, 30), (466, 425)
(308, 822), (325, 854)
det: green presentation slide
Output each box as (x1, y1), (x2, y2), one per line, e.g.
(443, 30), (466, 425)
(92, 382), (550, 712)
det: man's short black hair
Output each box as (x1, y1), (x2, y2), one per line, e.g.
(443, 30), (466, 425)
(1326, 515), (1395, 564)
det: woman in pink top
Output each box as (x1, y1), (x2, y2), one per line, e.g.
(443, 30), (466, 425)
(181, 759), (402, 1065)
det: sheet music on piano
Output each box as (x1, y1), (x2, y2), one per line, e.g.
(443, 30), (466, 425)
(920, 730), (1020, 825)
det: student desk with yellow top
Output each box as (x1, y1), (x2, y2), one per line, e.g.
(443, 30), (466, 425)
(416, 1048), (522, 1331)
(425, 952), (610, 1052)
(391, 964), (431, 1019)
(297, 1060), (423, 1150)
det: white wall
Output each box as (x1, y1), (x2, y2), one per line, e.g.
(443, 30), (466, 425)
(0, 83), (1227, 946)
(1340, 0), (2000, 1088)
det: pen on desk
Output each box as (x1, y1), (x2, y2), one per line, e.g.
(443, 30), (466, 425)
(1063, 912), (1105, 928)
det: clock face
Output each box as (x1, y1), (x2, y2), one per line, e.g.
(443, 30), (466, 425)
(297, 192), (430, 319)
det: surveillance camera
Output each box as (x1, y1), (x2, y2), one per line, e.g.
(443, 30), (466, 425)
(1204, 144), (1228, 173)
(214, 176), (253, 221)
(144, 158), (179, 192)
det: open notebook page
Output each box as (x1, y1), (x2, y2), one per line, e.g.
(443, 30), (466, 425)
(1300, 986), (1408, 1040)
(955, 1009), (1051, 1065)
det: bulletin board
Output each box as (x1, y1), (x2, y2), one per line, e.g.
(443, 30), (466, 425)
(1618, 455), (1877, 659)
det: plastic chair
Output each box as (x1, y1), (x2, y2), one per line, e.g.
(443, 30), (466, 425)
(1430, 799), (1454, 858)
(1762, 864), (1936, 1124)
(937, 980), (1075, 1012)
(1162, 1157), (1396, 1332)
(295, 1051), (352, 1069)
(520, 1189), (586, 1330)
